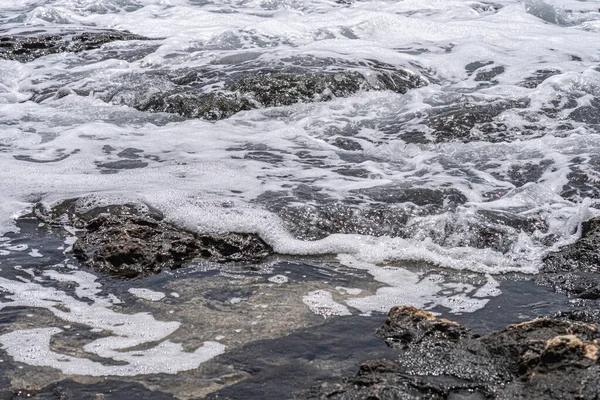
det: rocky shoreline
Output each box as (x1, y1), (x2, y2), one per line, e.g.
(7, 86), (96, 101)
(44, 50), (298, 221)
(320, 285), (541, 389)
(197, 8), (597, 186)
(300, 306), (600, 400)
(0, 200), (595, 399)
(32, 199), (272, 278)
(296, 218), (600, 400)
(18, 201), (599, 399)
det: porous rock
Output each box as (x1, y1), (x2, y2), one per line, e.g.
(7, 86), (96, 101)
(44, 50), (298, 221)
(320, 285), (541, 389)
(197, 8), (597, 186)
(298, 306), (600, 400)
(536, 216), (600, 299)
(140, 68), (426, 121)
(33, 200), (272, 278)
(0, 29), (148, 62)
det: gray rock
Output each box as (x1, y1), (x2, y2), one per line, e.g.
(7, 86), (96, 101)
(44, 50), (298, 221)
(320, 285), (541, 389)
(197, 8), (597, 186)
(0, 29), (148, 62)
(536, 216), (600, 298)
(139, 68), (426, 120)
(33, 200), (272, 278)
(298, 306), (600, 400)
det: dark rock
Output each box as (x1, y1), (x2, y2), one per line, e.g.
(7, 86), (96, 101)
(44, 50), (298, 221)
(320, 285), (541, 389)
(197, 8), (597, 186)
(519, 69), (561, 89)
(298, 306), (600, 400)
(425, 99), (529, 142)
(353, 185), (467, 208)
(0, 29), (148, 62)
(5, 378), (177, 399)
(257, 191), (537, 254)
(228, 71), (363, 106)
(554, 307), (600, 324)
(536, 216), (600, 298)
(140, 91), (254, 120)
(140, 68), (426, 120)
(569, 97), (600, 124)
(33, 200), (272, 278)
(378, 306), (470, 345)
(474, 65), (505, 82)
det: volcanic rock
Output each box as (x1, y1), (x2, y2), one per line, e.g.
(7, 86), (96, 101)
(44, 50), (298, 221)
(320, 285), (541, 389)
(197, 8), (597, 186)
(139, 68), (426, 120)
(0, 29), (148, 62)
(298, 306), (600, 400)
(536, 216), (600, 299)
(33, 200), (272, 278)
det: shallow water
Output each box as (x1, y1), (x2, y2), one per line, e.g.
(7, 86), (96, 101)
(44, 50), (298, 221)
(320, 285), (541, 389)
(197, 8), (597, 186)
(0, 0), (599, 397)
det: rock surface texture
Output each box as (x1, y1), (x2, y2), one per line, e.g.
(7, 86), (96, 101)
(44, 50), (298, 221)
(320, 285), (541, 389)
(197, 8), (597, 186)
(299, 306), (600, 400)
(34, 200), (272, 278)
(536, 216), (600, 300)
(131, 66), (426, 120)
(0, 29), (148, 62)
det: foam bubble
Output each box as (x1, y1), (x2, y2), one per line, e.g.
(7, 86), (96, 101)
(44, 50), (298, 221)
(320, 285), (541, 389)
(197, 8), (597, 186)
(0, 270), (224, 376)
(1, 0), (600, 276)
(128, 287), (166, 301)
(268, 274), (289, 284)
(302, 290), (351, 318)
(340, 255), (500, 315)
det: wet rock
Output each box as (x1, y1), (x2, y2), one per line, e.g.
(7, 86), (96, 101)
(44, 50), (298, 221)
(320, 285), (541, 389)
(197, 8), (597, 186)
(298, 306), (600, 400)
(5, 379), (177, 399)
(474, 65), (505, 82)
(140, 91), (254, 121)
(258, 191), (536, 253)
(554, 307), (600, 324)
(140, 68), (425, 120)
(536, 216), (600, 298)
(33, 200), (272, 278)
(425, 99), (529, 142)
(353, 185), (467, 208)
(264, 201), (413, 241)
(0, 29), (148, 62)
(519, 68), (561, 89)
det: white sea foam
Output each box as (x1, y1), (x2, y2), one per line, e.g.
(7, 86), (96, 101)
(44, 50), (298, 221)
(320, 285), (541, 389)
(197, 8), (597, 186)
(339, 255), (499, 315)
(0, 269), (225, 376)
(268, 274), (289, 284)
(302, 290), (351, 318)
(128, 287), (166, 301)
(0, 1), (599, 276)
(335, 286), (362, 296)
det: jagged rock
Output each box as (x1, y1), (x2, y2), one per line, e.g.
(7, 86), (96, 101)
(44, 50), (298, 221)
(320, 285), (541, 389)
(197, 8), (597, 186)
(536, 216), (600, 298)
(140, 91), (253, 121)
(139, 68), (426, 120)
(378, 305), (469, 345)
(426, 99), (530, 142)
(0, 29), (148, 62)
(33, 200), (272, 278)
(298, 306), (600, 400)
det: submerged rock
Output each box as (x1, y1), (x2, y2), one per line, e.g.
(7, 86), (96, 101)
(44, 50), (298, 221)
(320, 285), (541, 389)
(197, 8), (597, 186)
(32, 56), (426, 120)
(536, 216), (600, 299)
(0, 28), (148, 62)
(5, 379), (177, 400)
(425, 99), (530, 142)
(33, 200), (272, 278)
(299, 306), (600, 400)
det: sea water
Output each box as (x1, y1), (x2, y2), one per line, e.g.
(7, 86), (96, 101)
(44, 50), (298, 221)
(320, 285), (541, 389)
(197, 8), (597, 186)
(0, 0), (599, 385)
